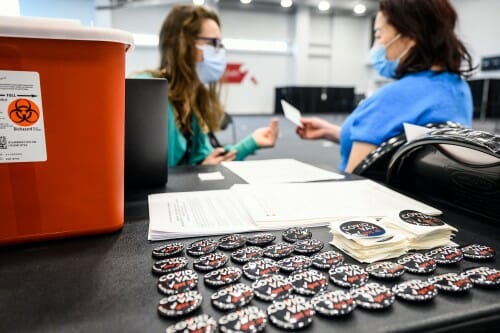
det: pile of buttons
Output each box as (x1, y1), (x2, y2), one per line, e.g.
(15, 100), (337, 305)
(150, 228), (498, 332)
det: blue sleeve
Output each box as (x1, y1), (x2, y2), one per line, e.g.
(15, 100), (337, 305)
(349, 88), (408, 146)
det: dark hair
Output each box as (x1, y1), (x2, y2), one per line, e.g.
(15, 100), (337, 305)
(379, 0), (475, 78)
(146, 5), (224, 134)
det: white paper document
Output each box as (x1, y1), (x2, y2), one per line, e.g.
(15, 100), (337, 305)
(148, 190), (258, 240)
(222, 159), (344, 184)
(281, 99), (303, 128)
(198, 171), (225, 181)
(147, 179), (442, 241)
(231, 180), (441, 226)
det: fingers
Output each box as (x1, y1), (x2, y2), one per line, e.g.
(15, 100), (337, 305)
(300, 118), (313, 127)
(221, 150), (236, 161)
(296, 127), (305, 138)
(202, 148), (236, 165)
(213, 147), (226, 156)
(269, 117), (279, 129)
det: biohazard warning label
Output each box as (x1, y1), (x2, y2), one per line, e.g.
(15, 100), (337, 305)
(0, 70), (46, 163)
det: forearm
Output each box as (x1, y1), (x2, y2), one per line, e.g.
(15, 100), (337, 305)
(324, 123), (341, 143)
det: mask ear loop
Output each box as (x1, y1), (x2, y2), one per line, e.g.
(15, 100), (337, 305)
(396, 46), (412, 61)
(385, 33), (402, 48)
(386, 33), (412, 61)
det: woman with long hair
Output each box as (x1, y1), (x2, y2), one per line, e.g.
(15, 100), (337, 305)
(296, 0), (474, 173)
(136, 5), (278, 165)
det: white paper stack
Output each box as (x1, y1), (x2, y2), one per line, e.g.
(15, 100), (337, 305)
(329, 218), (409, 263)
(380, 211), (458, 250)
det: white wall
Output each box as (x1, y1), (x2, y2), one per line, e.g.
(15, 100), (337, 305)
(15, 0), (500, 113)
(219, 9), (294, 113)
(19, 0), (94, 26)
(329, 15), (372, 94)
(452, 0), (500, 78)
(218, 9), (373, 113)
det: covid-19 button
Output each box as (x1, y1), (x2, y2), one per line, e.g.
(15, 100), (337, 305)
(158, 269), (198, 295)
(329, 264), (369, 288)
(218, 306), (267, 333)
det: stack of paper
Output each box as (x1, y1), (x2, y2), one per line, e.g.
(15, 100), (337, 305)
(380, 211), (457, 250)
(329, 218), (409, 263)
(222, 159), (344, 184)
(148, 179), (444, 241)
(231, 180), (442, 228)
(148, 190), (258, 240)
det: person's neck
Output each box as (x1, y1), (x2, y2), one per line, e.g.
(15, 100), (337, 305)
(430, 65), (445, 71)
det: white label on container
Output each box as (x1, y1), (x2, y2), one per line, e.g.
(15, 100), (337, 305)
(0, 70), (47, 163)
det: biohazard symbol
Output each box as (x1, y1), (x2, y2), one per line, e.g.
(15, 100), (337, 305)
(8, 98), (40, 127)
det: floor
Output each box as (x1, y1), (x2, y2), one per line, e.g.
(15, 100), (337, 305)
(216, 114), (500, 172)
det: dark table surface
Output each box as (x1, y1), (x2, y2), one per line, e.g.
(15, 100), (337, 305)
(1, 165), (499, 333)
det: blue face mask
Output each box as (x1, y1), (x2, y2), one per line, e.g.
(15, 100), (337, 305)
(196, 44), (227, 84)
(370, 34), (409, 78)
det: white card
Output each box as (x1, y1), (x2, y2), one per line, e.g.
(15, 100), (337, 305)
(403, 123), (431, 142)
(280, 99), (303, 128)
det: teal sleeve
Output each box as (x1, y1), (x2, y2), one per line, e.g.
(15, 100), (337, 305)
(189, 130), (214, 165)
(225, 134), (259, 161)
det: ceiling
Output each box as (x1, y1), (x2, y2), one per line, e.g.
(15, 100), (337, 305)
(97, 0), (380, 16)
(219, 0), (379, 15)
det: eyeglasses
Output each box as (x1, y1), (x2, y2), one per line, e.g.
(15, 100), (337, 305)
(196, 37), (225, 50)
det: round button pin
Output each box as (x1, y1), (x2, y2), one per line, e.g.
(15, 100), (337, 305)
(294, 239), (324, 254)
(165, 314), (217, 333)
(263, 242), (295, 259)
(289, 269), (328, 296)
(392, 280), (438, 301)
(204, 266), (243, 287)
(218, 306), (267, 333)
(461, 244), (496, 260)
(267, 296), (315, 330)
(231, 246), (264, 264)
(311, 250), (345, 269)
(339, 221), (386, 238)
(152, 257), (188, 275)
(311, 290), (356, 316)
(158, 290), (203, 317)
(277, 255), (312, 273)
(329, 264), (369, 288)
(247, 233), (276, 246)
(428, 273), (473, 292)
(282, 227), (312, 243)
(366, 261), (405, 279)
(218, 234), (247, 250)
(426, 246), (463, 265)
(211, 283), (254, 310)
(243, 258), (280, 280)
(193, 252), (228, 271)
(398, 210), (445, 226)
(186, 239), (219, 257)
(397, 253), (437, 274)
(350, 282), (395, 309)
(152, 242), (184, 259)
(461, 266), (500, 287)
(252, 274), (293, 301)
(158, 269), (198, 295)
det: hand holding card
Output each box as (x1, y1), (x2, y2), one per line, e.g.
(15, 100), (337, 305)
(281, 100), (303, 128)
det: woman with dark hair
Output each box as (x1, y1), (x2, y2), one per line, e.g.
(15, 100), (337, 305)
(296, 0), (474, 173)
(134, 5), (278, 166)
